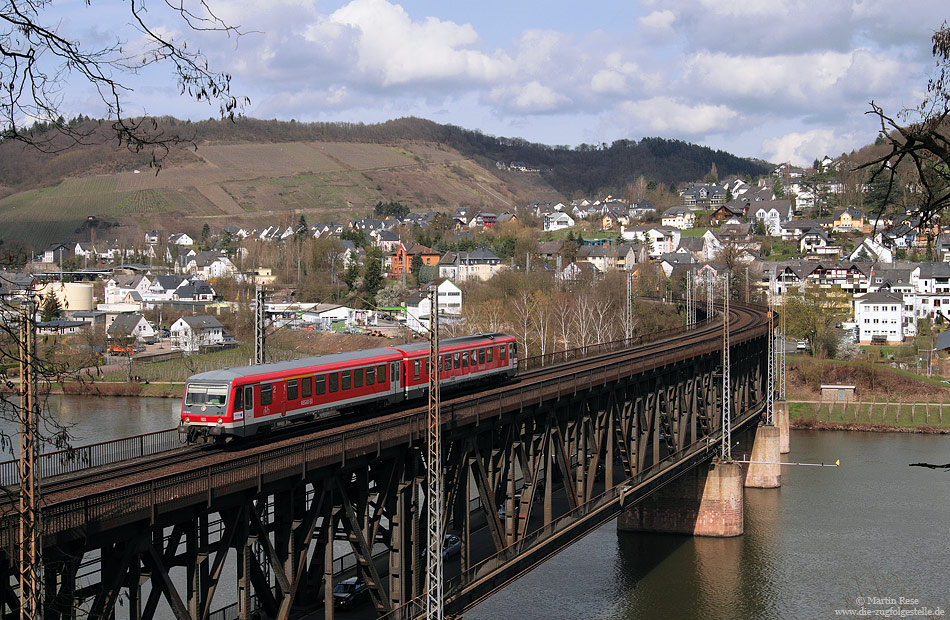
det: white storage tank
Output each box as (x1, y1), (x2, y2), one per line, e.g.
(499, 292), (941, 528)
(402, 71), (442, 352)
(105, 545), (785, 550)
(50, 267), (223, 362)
(61, 282), (94, 312)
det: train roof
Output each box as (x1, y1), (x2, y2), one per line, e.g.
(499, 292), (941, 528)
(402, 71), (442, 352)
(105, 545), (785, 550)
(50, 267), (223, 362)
(186, 347), (402, 384)
(387, 333), (513, 354)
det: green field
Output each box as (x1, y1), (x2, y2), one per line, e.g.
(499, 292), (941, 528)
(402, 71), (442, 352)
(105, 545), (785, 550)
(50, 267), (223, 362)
(789, 400), (950, 429)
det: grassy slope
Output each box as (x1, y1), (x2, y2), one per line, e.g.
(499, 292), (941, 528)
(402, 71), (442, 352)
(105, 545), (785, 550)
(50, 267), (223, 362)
(787, 356), (950, 430)
(0, 141), (561, 249)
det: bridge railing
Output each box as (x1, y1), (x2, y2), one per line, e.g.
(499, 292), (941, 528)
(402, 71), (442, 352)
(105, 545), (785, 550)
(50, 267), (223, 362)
(517, 316), (712, 372)
(0, 303), (713, 485)
(0, 427), (183, 486)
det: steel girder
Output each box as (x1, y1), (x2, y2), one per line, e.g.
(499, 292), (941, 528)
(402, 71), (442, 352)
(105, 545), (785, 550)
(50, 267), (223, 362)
(2, 334), (768, 620)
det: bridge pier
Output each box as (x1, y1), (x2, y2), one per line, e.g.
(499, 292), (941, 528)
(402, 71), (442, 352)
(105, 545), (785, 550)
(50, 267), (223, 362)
(617, 459), (744, 537)
(744, 423), (781, 488)
(776, 400), (790, 454)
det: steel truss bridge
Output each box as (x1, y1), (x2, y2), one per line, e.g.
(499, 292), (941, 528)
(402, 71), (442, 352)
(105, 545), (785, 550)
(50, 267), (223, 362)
(0, 300), (770, 620)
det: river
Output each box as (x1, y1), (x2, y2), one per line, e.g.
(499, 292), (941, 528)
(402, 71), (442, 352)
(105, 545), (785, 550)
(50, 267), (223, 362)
(0, 394), (179, 457)
(9, 396), (949, 619)
(467, 429), (949, 620)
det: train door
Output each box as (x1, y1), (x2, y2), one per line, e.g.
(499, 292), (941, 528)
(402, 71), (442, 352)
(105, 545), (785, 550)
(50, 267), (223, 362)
(244, 385), (255, 422)
(391, 362), (401, 399)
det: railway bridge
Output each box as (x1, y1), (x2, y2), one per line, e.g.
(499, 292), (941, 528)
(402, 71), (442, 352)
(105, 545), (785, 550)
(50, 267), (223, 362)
(0, 300), (781, 620)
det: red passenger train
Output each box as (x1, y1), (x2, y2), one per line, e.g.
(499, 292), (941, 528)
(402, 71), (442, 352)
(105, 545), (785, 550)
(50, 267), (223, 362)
(179, 333), (518, 441)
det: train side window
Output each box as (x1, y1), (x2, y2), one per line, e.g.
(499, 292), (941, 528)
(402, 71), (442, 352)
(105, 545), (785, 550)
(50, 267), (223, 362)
(500, 345), (507, 360)
(443, 354), (451, 371)
(510, 343), (517, 357)
(287, 379), (299, 400)
(301, 377), (312, 398)
(413, 359), (420, 379)
(462, 351), (469, 367)
(378, 364), (387, 382)
(454, 352), (460, 368)
(487, 347), (493, 363)
(354, 368), (363, 388)
(437, 356), (443, 373)
(328, 373), (339, 393)
(342, 371), (352, 390)
(315, 375), (326, 395)
(366, 366), (376, 386)
(478, 348), (485, 364)
(233, 387), (244, 411)
(261, 384), (273, 406)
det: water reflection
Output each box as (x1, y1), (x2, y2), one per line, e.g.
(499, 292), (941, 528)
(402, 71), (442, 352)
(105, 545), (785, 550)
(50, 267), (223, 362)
(468, 430), (950, 620)
(0, 394), (179, 457)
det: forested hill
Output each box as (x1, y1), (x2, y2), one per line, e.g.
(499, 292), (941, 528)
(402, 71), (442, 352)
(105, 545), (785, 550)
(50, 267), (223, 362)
(185, 116), (772, 195)
(0, 116), (770, 196)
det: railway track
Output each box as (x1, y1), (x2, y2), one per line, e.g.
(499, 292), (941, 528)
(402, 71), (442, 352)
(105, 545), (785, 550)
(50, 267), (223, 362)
(4, 301), (767, 511)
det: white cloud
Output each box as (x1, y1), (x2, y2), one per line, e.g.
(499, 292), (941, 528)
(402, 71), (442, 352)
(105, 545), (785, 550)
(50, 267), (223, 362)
(761, 129), (858, 167)
(683, 49), (904, 104)
(697, 0), (791, 17)
(638, 10), (676, 35)
(489, 81), (571, 113)
(590, 53), (641, 94)
(621, 97), (739, 134)
(309, 0), (512, 86)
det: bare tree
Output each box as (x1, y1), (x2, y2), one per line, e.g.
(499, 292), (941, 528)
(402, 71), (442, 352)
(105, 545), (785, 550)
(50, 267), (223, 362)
(1, 1), (247, 165)
(859, 20), (950, 228)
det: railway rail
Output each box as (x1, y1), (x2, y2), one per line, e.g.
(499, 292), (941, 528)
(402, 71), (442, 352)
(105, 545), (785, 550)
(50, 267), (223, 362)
(0, 301), (767, 550)
(0, 302), (713, 487)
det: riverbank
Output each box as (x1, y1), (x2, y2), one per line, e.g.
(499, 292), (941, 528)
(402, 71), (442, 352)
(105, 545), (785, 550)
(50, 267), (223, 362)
(789, 399), (950, 434)
(1, 380), (185, 398)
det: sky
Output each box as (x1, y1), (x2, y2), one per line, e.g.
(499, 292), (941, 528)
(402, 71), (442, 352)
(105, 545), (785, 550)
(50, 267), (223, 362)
(44, 0), (949, 167)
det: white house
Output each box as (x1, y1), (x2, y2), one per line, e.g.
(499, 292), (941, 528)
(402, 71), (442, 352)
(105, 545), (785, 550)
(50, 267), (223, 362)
(104, 275), (152, 305)
(753, 200), (793, 236)
(106, 313), (156, 344)
(849, 238), (893, 264)
(170, 315), (227, 352)
(661, 207), (696, 230)
(620, 226), (681, 258)
(854, 291), (904, 344)
(169, 233), (195, 247)
(432, 278), (462, 315)
(543, 212), (575, 232)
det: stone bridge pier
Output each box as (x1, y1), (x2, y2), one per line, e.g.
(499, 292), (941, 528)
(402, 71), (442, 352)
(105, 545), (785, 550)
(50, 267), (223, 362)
(618, 412), (789, 538)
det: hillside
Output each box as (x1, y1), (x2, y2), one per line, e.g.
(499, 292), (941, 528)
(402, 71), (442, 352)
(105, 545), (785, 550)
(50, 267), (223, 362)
(0, 117), (772, 250)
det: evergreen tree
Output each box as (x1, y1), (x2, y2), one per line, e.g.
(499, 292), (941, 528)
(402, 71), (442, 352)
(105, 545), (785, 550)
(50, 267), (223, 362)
(362, 255), (383, 300)
(41, 293), (63, 322)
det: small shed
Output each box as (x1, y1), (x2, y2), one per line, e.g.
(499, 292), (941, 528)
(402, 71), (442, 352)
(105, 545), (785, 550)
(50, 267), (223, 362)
(820, 384), (855, 402)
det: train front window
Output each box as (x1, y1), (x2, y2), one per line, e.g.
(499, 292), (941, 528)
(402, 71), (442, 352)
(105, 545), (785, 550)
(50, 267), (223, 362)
(186, 385), (228, 407)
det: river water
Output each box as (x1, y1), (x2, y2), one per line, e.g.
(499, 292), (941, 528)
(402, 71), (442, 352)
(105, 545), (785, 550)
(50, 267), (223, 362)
(10, 397), (950, 619)
(0, 394), (179, 456)
(468, 429), (949, 620)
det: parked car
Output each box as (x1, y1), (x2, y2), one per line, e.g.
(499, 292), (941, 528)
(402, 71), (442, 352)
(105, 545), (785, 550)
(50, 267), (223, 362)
(332, 577), (368, 610)
(443, 534), (461, 559)
(796, 340), (809, 351)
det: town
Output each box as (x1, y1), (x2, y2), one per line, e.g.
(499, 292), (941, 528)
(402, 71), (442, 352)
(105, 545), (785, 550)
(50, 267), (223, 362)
(6, 155), (948, 382)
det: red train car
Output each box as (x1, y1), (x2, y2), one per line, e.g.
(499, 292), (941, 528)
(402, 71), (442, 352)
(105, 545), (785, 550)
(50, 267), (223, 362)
(179, 333), (517, 441)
